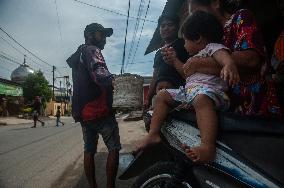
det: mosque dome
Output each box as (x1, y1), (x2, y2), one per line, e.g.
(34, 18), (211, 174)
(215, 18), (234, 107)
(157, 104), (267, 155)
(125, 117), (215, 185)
(11, 63), (34, 83)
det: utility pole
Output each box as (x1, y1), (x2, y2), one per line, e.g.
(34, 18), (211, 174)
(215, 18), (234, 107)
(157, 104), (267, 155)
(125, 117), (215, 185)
(52, 66), (56, 100)
(120, 0), (131, 74)
(59, 81), (62, 99)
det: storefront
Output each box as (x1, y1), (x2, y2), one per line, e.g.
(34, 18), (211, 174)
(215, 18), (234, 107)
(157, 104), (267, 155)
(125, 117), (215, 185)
(0, 78), (23, 116)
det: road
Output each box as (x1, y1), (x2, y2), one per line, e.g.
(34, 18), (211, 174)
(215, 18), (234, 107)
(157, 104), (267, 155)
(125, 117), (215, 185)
(0, 116), (147, 188)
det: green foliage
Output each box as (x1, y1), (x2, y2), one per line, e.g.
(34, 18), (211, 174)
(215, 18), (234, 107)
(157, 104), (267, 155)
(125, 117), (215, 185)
(22, 71), (52, 103)
(21, 107), (32, 113)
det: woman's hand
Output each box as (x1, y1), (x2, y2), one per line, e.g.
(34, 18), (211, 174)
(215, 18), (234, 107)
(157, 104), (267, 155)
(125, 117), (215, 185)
(220, 63), (240, 86)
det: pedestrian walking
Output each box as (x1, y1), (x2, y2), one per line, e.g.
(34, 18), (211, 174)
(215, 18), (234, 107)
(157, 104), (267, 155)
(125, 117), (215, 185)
(31, 96), (45, 128)
(55, 106), (64, 127)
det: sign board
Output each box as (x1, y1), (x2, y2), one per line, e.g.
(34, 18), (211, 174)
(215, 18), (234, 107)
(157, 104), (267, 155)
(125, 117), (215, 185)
(0, 82), (23, 96)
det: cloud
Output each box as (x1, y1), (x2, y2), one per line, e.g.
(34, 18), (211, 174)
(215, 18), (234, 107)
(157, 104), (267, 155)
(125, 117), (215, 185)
(0, 0), (167, 85)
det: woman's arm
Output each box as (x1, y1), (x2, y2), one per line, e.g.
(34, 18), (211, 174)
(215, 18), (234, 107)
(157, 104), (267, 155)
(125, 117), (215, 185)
(231, 49), (261, 73)
(183, 57), (222, 77)
(183, 49), (261, 77)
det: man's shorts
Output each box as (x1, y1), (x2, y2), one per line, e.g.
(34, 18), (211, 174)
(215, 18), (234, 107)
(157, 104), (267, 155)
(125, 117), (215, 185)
(33, 111), (39, 121)
(81, 116), (121, 153)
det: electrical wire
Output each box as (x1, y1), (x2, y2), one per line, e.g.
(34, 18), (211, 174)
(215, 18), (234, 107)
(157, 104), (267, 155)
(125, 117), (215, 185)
(0, 26), (53, 67)
(73, 0), (156, 23)
(125, 0), (144, 69)
(54, 0), (63, 43)
(0, 54), (21, 65)
(0, 35), (51, 71)
(0, 37), (55, 86)
(120, 0), (131, 74)
(0, 51), (53, 78)
(0, 51), (21, 65)
(0, 36), (25, 56)
(127, 0), (152, 71)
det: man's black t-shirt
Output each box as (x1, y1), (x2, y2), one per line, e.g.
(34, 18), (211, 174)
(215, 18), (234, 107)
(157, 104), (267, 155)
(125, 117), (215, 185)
(153, 38), (189, 87)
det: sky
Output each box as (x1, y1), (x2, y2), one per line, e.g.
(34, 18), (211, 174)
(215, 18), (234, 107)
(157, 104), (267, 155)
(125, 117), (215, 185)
(0, 0), (167, 87)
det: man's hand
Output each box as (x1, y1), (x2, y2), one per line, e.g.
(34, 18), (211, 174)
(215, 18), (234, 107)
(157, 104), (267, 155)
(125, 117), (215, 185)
(220, 63), (240, 86)
(161, 47), (177, 66)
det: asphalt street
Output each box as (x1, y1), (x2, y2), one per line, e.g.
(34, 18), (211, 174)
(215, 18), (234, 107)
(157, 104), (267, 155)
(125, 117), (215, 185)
(0, 117), (146, 188)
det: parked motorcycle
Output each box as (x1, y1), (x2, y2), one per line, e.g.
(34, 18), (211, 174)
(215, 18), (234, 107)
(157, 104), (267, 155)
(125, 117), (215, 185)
(119, 110), (284, 188)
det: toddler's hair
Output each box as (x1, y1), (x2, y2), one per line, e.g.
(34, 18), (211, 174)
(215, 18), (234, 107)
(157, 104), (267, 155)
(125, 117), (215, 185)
(181, 11), (224, 43)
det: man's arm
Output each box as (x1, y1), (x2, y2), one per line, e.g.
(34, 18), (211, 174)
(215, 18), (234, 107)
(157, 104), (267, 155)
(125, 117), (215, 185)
(162, 47), (186, 79)
(173, 59), (186, 79)
(82, 46), (106, 83)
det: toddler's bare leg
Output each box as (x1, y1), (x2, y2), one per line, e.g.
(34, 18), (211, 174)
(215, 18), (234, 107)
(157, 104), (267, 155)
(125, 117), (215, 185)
(186, 94), (217, 163)
(135, 90), (175, 152)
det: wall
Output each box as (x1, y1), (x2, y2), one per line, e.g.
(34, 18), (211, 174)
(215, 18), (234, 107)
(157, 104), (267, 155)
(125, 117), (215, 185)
(113, 74), (144, 110)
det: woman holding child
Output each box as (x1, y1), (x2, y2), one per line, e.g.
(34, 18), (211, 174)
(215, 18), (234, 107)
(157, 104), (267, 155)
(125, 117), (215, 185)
(186, 0), (282, 117)
(135, 0), (282, 163)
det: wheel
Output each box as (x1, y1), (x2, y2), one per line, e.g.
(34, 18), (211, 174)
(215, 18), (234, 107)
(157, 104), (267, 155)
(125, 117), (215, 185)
(131, 162), (193, 188)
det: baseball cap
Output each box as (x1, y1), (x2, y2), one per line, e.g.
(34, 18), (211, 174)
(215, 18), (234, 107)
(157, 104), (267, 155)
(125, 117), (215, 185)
(84, 23), (113, 38)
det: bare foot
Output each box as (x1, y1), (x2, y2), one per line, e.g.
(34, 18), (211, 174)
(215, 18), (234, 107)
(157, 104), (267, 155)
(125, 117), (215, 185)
(182, 144), (215, 163)
(133, 133), (161, 156)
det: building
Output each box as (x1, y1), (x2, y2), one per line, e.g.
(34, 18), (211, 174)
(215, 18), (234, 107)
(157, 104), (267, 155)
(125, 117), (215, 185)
(0, 77), (23, 116)
(11, 58), (34, 83)
(45, 85), (71, 116)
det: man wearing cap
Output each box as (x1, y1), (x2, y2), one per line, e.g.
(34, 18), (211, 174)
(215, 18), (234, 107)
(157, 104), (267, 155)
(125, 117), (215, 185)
(67, 23), (121, 188)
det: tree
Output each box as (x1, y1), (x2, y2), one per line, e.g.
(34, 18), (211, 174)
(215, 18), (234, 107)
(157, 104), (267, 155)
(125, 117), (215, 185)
(22, 71), (52, 104)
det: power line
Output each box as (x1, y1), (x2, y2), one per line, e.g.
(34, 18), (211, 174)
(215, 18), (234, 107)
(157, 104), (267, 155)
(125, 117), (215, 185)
(0, 26), (53, 67)
(54, 0), (63, 43)
(0, 35), (51, 70)
(0, 51), (53, 79)
(125, 0), (144, 69)
(0, 35), (48, 69)
(127, 0), (152, 71)
(0, 36), (25, 56)
(73, 0), (157, 23)
(0, 51), (21, 65)
(120, 0), (131, 74)
(0, 54), (21, 65)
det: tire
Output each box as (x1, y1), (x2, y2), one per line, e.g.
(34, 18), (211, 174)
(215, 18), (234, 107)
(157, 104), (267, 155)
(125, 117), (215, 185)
(131, 162), (192, 188)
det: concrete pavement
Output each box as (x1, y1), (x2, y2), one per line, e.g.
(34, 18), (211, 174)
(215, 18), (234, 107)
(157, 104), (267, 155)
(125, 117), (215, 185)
(0, 117), (33, 125)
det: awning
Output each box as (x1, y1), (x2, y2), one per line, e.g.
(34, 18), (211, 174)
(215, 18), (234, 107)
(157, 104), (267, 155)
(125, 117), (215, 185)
(0, 79), (23, 97)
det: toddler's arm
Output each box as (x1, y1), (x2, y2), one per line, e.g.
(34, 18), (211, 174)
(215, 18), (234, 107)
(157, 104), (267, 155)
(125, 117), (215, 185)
(213, 49), (240, 86)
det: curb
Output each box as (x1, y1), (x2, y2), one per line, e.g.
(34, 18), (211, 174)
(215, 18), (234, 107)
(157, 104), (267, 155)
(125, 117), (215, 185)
(0, 121), (7, 126)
